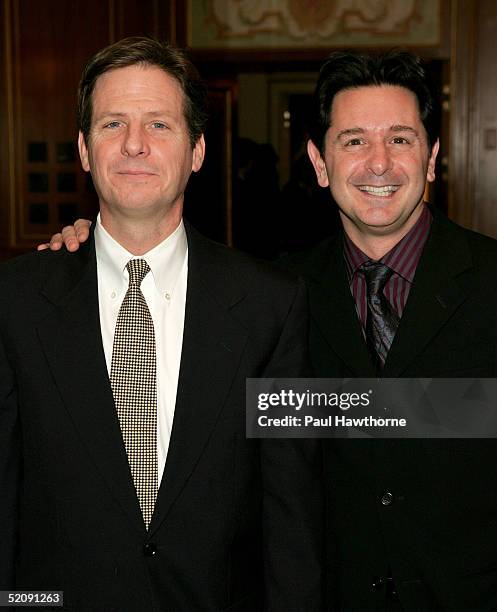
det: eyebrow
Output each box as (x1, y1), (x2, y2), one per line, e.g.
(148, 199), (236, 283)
(94, 110), (174, 121)
(334, 125), (419, 142)
(391, 125), (419, 136)
(95, 112), (127, 120)
(335, 127), (364, 142)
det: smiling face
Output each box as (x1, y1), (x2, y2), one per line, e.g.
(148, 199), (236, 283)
(308, 85), (439, 252)
(78, 64), (204, 229)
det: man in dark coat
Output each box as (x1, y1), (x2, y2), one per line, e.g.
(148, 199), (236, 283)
(0, 37), (323, 612)
(291, 50), (497, 611)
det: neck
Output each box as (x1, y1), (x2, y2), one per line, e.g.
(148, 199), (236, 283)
(346, 233), (401, 261)
(100, 206), (183, 255)
(341, 204), (425, 260)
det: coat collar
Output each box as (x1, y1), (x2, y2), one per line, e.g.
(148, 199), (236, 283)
(383, 209), (472, 376)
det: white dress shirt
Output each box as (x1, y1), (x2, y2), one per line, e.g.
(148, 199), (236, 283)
(94, 214), (187, 484)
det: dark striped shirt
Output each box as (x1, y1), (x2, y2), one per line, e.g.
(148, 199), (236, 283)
(344, 205), (432, 329)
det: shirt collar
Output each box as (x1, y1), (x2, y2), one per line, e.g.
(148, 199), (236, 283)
(94, 213), (188, 295)
(343, 204), (432, 284)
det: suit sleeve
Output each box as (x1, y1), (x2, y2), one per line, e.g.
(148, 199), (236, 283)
(260, 279), (325, 612)
(0, 329), (20, 589)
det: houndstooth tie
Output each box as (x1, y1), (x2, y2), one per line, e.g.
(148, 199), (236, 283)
(110, 259), (157, 529)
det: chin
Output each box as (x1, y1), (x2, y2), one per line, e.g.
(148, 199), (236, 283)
(359, 210), (411, 233)
(116, 189), (160, 206)
(359, 210), (399, 227)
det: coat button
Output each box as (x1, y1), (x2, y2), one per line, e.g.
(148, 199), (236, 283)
(143, 542), (158, 557)
(380, 492), (393, 506)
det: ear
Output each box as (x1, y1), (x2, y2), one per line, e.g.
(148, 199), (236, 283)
(426, 138), (439, 183)
(78, 131), (91, 172)
(307, 139), (329, 188)
(192, 134), (205, 173)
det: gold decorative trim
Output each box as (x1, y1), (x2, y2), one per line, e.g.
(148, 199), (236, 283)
(189, 0), (440, 49)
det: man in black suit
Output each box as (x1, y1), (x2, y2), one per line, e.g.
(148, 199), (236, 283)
(0, 37), (323, 611)
(45, 49), (497, 611)
(293, 51), (497, 611)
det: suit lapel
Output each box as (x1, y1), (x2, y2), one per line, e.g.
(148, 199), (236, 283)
(149, 224), (249, 533)
(36, 238), (145, 534)
(307, 235), (375, 376)
(384, 212), (472, 377)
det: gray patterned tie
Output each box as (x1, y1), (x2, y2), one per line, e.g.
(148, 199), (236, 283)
(360, 261), (400, 373)
(110, 259), (157, 529)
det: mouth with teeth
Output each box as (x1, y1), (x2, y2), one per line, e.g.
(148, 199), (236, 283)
(357, 185), (399, 197)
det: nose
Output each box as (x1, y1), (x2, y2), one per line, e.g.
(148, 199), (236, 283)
(121, 124), (150, 157)
(366, 142), (392, 176)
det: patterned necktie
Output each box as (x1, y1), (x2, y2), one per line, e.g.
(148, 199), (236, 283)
(360, 261), (400, 372)
(110, 259), (157, 529)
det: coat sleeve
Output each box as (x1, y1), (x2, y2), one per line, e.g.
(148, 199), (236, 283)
(0, 329), (20, 589)
(260, 278), (325, 612)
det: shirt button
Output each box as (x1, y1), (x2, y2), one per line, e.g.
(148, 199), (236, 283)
(164, 292), (171, 301)
(111, 291), (116, 299)
(380, 492), (394, 506)
(143, 542), (157, 557)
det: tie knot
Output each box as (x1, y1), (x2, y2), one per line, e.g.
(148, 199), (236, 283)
(360, 261), (393, 295)
(126, 259), (151, 288)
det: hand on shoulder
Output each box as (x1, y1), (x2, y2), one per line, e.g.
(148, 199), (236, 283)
(37, 219), (92, 252)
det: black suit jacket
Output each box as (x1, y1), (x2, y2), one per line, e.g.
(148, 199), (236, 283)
(286, 209), (497, 612)
(0, 223), (323, 612)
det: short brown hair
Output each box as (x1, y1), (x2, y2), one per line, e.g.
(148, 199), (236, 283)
(77, 36), (208, 147)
